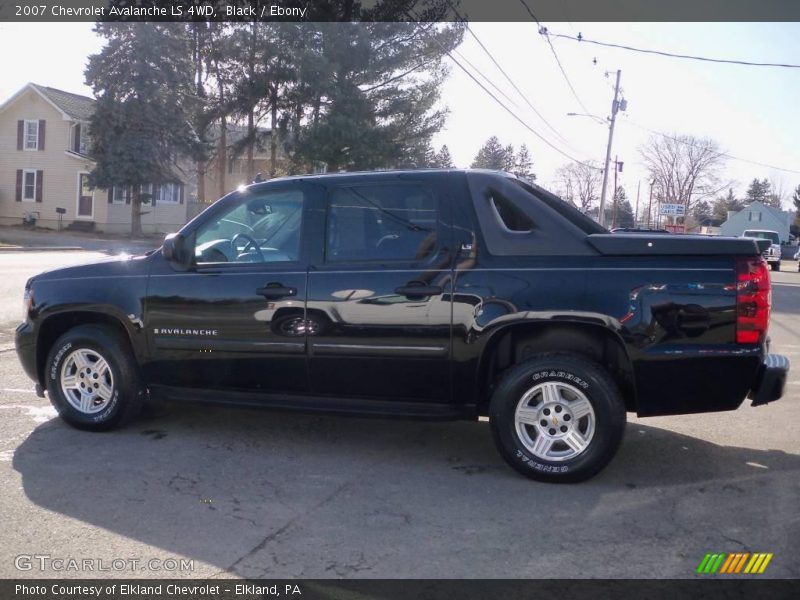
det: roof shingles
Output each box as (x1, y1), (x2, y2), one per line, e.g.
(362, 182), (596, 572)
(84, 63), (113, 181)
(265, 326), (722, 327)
(30, 83), (95, 121)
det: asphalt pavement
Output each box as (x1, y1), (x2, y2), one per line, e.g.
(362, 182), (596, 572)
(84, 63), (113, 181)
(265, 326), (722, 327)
(0, 252), (797, 579)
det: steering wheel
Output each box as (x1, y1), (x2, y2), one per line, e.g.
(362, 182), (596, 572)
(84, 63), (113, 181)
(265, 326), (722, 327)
(230, 233), (265, 262)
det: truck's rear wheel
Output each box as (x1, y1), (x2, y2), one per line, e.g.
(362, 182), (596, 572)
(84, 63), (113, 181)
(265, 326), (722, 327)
(45, 325), (143, 431)
(771, 261), (780, 271)
(489, 353), (626, 483)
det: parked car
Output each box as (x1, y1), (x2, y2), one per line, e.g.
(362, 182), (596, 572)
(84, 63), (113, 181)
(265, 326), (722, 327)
(741, 229), (782, 271)
(15, 170), (788, 482)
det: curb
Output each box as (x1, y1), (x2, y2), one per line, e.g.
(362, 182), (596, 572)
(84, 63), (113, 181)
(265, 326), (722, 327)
(0, 246), (84, 252)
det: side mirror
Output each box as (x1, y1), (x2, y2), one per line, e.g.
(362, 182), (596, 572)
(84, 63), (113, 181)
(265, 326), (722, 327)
(162, 233), (191, 268)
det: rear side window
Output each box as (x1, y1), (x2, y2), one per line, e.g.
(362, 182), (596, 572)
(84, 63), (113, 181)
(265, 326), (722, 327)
(490, 190), (534, 232)
(325, 184), (438, 262)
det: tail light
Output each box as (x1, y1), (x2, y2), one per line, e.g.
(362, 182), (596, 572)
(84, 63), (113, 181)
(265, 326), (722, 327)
(736, 256), (771, 344)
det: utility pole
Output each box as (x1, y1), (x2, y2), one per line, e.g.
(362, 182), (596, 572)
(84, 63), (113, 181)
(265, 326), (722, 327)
(647, 179), (654, 228)
(635, 180), (641, 228)
(598, 69), (622, 228)
(612, 154), (619, 229)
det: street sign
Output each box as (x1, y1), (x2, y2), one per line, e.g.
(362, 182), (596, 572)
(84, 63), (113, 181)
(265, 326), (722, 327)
(660, 203), (686, 216)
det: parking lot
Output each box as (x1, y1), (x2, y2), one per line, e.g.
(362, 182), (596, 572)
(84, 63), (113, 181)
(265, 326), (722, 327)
(0, 251), (798, 579)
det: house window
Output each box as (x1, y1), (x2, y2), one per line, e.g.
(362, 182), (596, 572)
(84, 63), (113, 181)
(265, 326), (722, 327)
(159, 183), (180, 204)
(112, 185), (128, 204)
(22, 170), (37, 201)
(749, 211), (762, 222)
(79, 128), (89, 155)
(24, 120), (39, 150)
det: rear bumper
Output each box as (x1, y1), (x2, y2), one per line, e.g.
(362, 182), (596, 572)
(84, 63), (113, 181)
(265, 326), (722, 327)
(749, 353), (789, 407)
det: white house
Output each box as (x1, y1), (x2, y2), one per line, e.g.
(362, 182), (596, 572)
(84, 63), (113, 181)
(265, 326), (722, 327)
(719, 201), (793, 242)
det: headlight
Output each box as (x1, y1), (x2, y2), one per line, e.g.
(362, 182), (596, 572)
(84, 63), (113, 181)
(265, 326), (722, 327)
(22, 288), (32, 322)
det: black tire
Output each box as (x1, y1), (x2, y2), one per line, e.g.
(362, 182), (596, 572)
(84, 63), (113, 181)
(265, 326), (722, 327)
(45, 324), (143, 431)
(489, 353), (626, 483)
(771, 261), (780, 272)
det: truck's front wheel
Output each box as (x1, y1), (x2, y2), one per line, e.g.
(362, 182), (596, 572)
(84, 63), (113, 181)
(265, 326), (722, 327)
(489, 353), (626, 483)
(45, 325), (143, 431)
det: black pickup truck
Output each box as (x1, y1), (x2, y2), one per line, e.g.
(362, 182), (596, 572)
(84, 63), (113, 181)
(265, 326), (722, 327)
(15, 170), (789, 482)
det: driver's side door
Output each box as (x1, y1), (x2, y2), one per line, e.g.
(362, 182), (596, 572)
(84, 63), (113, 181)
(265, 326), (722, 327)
(144, 185), (314, 396)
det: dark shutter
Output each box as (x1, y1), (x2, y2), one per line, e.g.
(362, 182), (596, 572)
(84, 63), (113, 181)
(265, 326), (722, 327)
(15, 170), (22, 202)
(38, 120), (45, 151)
(125, 187), (131, 205)
(17, 121), (23, 150)
(108, 187), (113, 204)
(179, 183), (185, 204)
(35, 170), (43, 203)
(74, 124), (82, 153)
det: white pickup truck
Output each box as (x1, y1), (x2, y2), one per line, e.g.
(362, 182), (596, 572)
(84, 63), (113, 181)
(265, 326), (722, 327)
(742, 229), (782, 271)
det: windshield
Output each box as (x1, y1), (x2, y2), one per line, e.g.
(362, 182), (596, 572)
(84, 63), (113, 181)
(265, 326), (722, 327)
(743, 230), (780, 244)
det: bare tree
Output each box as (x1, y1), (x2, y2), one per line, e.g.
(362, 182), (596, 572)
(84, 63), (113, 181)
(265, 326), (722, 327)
(555, 161), (602, 213)
(639, 133), (727, 213)
(768, 177), (788, 210)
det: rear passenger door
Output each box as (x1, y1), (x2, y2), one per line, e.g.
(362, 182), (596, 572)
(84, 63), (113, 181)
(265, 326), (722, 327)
(305, 178), (454, 403)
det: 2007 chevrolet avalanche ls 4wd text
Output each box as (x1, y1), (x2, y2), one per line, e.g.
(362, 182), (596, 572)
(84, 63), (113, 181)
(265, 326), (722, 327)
(15, 170), (789, 482)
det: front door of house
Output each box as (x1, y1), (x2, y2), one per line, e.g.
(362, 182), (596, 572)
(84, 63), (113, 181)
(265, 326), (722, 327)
(77, 173), (93, 218)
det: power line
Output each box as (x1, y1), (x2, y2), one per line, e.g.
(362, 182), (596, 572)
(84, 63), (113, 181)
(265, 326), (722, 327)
(446, 1), (575, 149)
(623, 117), (800, 175)
(515, 1), (598, 134)
(445, 49), (601, 169)
(516, 0), (541, 26)
(406, 5), (600, 169)
(542, 31), (593, 117)
(548, 31), (800, 69)
(451, 47), (521, 110)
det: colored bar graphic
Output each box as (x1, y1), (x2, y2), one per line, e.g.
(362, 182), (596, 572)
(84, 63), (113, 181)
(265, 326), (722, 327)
(697, 554), (712, 574)
(697, 552), (772, 575)
(734, 553), (750, 573)
(719, 554), (736, 574)
(758, 554), (773, 574)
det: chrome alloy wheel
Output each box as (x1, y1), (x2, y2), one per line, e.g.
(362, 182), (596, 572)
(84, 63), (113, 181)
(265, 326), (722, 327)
(514, 381), (596, 462)
(59, 348), (115, 414)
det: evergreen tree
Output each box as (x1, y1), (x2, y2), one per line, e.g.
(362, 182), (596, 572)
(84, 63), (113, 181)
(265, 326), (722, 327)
(86, 23), (203, 237)
(434, 145), (455, 168)
(744, 178), (771, 204)
(502, 144), (516, 172)
(513, 144), (535, 180)
(471, 136), (507, 170)
(692, 200), (712, 223)
(792, 184), (800, 225)
(712, 188), (745, 221)
(289, 19), (463, 171)
(612, 187), (634, 228)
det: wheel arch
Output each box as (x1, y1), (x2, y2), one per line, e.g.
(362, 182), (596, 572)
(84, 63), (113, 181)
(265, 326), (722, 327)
(36, 310), (144, 390)
(476, 319), (637, 414)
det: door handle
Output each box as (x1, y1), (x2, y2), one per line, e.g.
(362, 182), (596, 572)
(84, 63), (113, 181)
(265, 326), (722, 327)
(395, 281), (443, 297)
(256, 282), (297, 299)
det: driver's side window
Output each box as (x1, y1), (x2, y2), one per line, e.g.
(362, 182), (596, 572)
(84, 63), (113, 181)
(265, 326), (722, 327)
(194, 189), (304, 265)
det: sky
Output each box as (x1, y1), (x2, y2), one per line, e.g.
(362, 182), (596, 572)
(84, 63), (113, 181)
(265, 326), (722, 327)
(1, 21), (798, 212)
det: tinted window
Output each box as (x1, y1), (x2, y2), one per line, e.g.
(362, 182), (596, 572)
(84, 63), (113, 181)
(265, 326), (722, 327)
(194, 189), (304, 264)
(325, 184), (438, 262)
(490, 190), (534, 232)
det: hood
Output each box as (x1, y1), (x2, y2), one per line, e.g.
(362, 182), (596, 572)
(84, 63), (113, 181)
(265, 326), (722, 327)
(28, 252), (154, 285)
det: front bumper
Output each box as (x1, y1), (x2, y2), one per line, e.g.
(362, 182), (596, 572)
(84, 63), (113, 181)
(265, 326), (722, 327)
(15, 321), (38, 384)
(749, 353), (789, 406)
